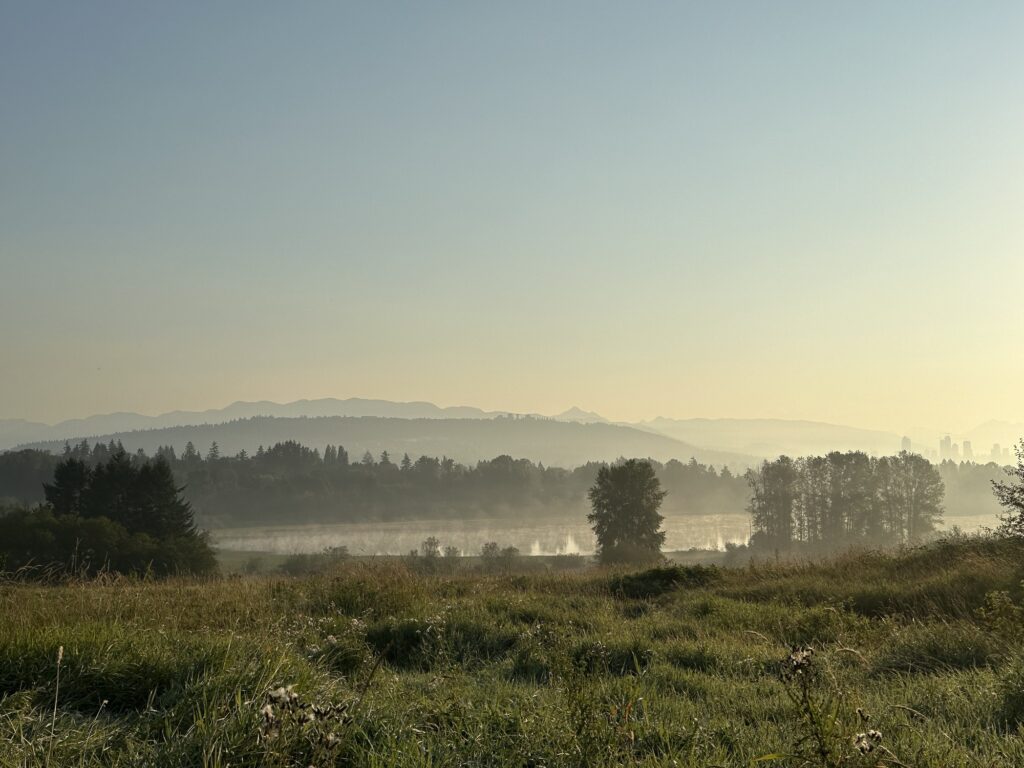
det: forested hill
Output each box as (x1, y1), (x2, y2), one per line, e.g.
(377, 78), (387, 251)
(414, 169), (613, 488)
(0, 398), (504, 450)
(17, 415), (753, 469)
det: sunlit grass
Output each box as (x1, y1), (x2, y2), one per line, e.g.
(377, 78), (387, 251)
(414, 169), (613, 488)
(2, 537), (1024, 766)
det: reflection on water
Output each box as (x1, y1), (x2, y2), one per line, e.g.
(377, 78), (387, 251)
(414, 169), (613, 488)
(211, 510), (999, 556)
(212, 514), (752, 556)
(530, 533), (582, 556)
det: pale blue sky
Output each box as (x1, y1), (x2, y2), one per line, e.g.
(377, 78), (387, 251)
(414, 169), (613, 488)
(2, 2), (1022, 432)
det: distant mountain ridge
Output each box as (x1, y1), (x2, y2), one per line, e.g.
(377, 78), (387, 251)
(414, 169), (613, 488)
(553, 407), (609, 424)
(0, 398), (623, 452)
(0, 398), (509, 451)
(3, 397), (1018, 461)
(16, 415), (753, 470)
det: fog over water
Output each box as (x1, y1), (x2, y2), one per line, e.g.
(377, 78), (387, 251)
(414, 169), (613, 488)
(210, 511), (1001, 556)
(211, 514), (751, 556)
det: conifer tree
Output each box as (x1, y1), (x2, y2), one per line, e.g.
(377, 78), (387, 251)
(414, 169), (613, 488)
(588, 459), (666, 564)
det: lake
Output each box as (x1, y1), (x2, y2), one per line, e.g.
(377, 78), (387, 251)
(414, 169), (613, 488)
(211, 513), (753, 556)
(210, 509), (1001, 556)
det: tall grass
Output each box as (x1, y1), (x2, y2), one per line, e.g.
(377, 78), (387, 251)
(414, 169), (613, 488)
(2, 536), (1024, 766)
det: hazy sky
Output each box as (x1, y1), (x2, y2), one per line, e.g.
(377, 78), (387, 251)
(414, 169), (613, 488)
(2, 2), (1022, 432)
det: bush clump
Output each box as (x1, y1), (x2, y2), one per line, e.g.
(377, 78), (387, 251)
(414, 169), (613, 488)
(609, 565), (720, 599)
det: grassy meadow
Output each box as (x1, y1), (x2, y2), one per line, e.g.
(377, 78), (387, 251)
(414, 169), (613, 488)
(3, 536), (1024, 767)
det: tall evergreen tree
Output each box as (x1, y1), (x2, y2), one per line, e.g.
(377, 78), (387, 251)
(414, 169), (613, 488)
(43, 457), (91, 516)
(132, 457), (200, 540)
(588, 459), (666, 564)
(31, 451), (216, 576)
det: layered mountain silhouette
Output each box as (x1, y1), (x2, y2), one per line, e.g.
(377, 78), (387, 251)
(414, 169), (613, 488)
(17, 415), (752, 469)
(0, 398), (502, 451)
(5, 397), (1018, 464)
(552, 407), (610, 424)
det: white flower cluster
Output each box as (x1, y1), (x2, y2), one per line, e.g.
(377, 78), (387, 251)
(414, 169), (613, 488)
(853, 729), (883, 755)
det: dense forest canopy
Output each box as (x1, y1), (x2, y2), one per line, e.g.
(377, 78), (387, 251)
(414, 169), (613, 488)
(0, 440), (748, 528)
(0, 440), (1008, 531)
(746, 451), (945, 551)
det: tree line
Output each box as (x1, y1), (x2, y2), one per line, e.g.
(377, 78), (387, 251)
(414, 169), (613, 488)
(0, 439), (749, 527)
(0, 450), (215, 576)
(746, 450), (944, 552)
(0, 440), (1010, 530)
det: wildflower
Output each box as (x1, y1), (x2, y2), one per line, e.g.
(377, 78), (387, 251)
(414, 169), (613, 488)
(268, 685), (298, 706)
(780, 646), (815, 680)
(853, 729), (882, 755)
(260, 703), (274, 723)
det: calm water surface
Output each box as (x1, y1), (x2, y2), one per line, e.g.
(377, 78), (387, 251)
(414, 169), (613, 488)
(212, 514), (751, 555)
(211, 511), (998, 556)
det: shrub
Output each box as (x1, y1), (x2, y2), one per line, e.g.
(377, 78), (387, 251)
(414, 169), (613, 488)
(609, 565), (720, 599)
(0, 506), (216, 578)
(976, 589), (1024, 639)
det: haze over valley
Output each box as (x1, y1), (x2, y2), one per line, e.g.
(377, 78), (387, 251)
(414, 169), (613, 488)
(5, 396), (1021, 464)
(3, 3), (1024, 765)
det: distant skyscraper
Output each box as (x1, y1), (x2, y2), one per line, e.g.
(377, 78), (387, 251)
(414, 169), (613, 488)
(991, 444), (1002, 462)
(951, 442), (961, 460)
(940, 435), (952, 461)
(901, 436), (912, 453)
(963, 440), (974, 461)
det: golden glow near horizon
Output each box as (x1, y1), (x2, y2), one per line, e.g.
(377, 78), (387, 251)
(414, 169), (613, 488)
(2, 3), (1023, 434)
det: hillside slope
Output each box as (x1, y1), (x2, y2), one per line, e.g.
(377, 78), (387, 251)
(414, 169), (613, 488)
(0, 398), (506, 450)
(19, 415), (754, 468)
